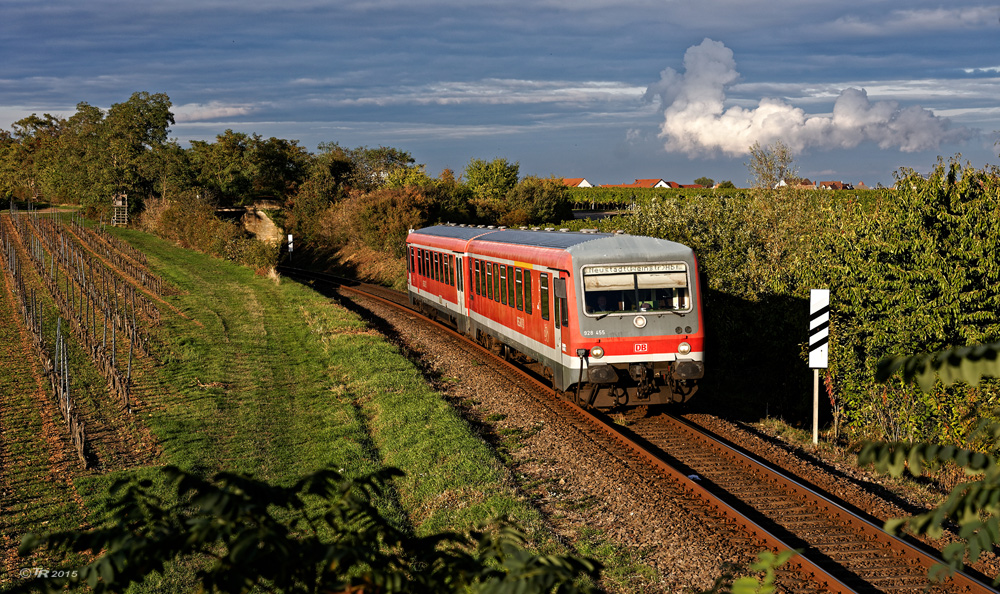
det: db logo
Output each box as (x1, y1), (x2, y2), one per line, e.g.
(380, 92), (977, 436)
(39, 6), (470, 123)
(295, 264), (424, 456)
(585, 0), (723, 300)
(634, 343), (648, 353)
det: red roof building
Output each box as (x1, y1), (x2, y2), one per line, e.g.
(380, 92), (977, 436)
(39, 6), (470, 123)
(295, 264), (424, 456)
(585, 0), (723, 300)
(602, 179), (679, 188)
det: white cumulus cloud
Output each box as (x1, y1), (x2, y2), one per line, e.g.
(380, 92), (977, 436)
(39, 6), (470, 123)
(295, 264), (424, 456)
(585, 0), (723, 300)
(173, 101), (256, 123)
(645, 38), (973, 156)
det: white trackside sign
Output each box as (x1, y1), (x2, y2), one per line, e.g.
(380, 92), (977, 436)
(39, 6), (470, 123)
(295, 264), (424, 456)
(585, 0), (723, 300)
(808, 289), (830, 369)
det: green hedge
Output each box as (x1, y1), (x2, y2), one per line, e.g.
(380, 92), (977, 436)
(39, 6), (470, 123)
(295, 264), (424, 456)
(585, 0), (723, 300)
(566, 186), (882, 210)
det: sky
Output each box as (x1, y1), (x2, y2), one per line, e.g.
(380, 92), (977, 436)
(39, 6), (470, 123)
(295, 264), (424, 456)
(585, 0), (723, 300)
(2, 1), (998, 188)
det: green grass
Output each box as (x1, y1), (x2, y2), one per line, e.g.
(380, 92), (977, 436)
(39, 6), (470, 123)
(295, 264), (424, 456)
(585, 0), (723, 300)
(574, 527), (660, 592)
(53, 226), (557, 589)
(5, 221), (666, 591)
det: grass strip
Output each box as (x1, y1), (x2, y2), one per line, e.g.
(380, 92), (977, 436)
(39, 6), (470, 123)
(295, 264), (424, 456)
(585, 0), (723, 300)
(85, 227), (553, 565)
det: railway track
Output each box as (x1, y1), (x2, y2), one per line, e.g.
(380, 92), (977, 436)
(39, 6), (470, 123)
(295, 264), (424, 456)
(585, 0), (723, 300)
(280, 265), (999, 593)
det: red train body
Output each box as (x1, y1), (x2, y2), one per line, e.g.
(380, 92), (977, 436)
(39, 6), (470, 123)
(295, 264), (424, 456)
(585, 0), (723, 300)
(406, 225), (705, 407)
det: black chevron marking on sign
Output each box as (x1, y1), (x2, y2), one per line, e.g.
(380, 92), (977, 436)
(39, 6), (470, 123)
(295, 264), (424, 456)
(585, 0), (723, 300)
(809, 335), (829, 351)
(809, 304), (830, 323)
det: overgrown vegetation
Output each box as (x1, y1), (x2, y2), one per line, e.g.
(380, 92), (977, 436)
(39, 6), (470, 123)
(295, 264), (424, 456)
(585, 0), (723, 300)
(859, 340), (1000, 583)
(139, 195), (279, 272)
(11, 466), (602, 594)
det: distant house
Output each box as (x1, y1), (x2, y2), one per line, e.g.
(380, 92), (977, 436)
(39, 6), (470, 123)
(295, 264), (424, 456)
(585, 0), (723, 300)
(680, 184), (703, 189)
(776, 178), (815, 189)
(562, 178), (594, 188)
(855, 181), (868, 189)
(819, 181), (853, 190)
(602, 179), (678, 188)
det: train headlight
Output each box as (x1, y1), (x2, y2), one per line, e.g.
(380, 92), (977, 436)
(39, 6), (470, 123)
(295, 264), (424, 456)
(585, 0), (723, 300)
(591, 345), (604, 359)
(633, 315), (647, 329)
(678, 342), (691, 355)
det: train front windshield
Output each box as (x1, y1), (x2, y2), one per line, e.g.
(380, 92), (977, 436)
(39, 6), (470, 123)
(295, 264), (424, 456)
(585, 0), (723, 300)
(582, 264), (690, 315)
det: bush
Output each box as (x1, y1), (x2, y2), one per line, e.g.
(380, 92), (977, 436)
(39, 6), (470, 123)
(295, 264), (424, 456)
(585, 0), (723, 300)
(12, 466), (602, 594)
(825, 159), (1000, 442)
(140, 193), (279, 273)
(503, 176), (573, 227)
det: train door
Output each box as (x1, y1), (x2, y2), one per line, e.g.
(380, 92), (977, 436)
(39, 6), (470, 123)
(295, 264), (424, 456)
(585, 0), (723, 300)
(552, 273), (569, 388)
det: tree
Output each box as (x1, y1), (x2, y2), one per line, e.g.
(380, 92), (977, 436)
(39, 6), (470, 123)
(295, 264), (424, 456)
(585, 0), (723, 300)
(503, 176), (573, 227)
(248, 136), (310, 201)
(717, 180), (736, 189)
(189, 130), (255, 206)
(55, 103), (107, 210)
(694, 176), (714, 188)
(463, 157), (520, 221)
(12, 466), (602, 593)
(148, 140), (197, 201)
(745, 141), (797, 189)
(316, 142), (415, 193)
(384, 162), (437, 189)
(6, 113), (65, 203)
(101, 92), (174, 211)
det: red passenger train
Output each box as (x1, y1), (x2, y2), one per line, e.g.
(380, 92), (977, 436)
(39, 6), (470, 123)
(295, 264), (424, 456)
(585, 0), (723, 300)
(405, 224), (705, 408)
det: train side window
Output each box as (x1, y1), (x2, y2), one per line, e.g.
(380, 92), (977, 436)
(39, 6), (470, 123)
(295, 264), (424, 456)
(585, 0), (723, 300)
(486, 263), (494, 300)
(507, 265), (515, 306)
(524, 269), (532, 314)
(474, 260), (481, 296)
(416, 249), (422, 276)
(424, 251), (431, 279)
(492, 263), (500, 302)
(500, 267), (508, 305)
(539, 273), (550, 321)
(514, 268), (524, 311)
(449, 255), (455, 287)
(432, 252), (439, 282)
(444, 254), (451, 286)
(457, 257), (463, 291)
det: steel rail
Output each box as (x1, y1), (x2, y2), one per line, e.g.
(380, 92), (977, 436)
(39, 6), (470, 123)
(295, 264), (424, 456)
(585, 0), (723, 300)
(653, 414), (998, 593)
(281, 267), (855, 592)
(281, 266), (998, 593)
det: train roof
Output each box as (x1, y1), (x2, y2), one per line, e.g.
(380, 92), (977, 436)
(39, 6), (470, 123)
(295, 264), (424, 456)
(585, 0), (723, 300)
(410, 224), (618, 248)
(408, 225), (494, 241)
(410, 225), (693, 258)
